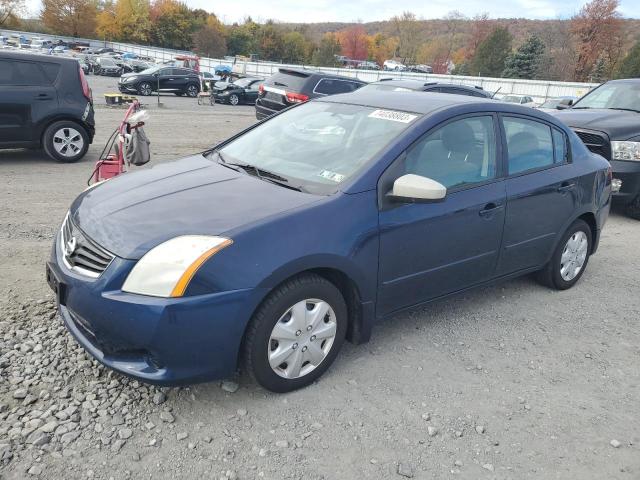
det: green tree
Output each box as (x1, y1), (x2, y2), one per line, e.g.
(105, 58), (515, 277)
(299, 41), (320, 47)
(616, 41), (640, 78)
(192, 15), (226, 58)
(590, 56), (607, 82)
(149, 0), (202, 49)
(470, 26), (512, 77)
(502, 35), (545, 79)
(281, 31), (309, 64)
(258, 21), (284, 61)
(310, 33), (341, 67)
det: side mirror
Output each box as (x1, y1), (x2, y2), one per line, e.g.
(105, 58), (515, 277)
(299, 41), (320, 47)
(388, 174), (447, 203)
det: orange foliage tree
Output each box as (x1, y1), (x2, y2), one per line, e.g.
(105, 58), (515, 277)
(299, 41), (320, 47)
(337, 25), (368, 60)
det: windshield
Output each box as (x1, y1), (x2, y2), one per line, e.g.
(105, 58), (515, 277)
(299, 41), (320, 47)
(140, 65), (162, 75)
(216, 101), (419, 194)
(573, 82), (640, 111)
(540, 99), (560, 108)
(233, 78), (253, 88)
(502, 95), (521, 103)
(100, 58), (115, 66)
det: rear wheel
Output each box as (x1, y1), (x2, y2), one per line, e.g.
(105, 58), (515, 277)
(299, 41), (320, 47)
(242, 274), (347, 392)
(186, 84), (199, 97)
(43, 121), (89, 163)
(536, 219), (592, 290)
(138, 82), (152, 96)
(625, 195), (640, 220)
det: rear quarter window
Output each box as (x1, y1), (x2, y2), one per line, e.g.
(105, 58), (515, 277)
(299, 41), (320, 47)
(314, 79), (361, 95)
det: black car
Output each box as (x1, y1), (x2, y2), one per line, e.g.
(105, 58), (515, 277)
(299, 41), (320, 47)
(0, 51), (95, 162)
(95, 56), (122, 76)
(361, 78), (493, 98)
(551, 79), (640, 219)
(121, 59), (152, 74)
(255, 68), (366, 120)
(213, 77), (264, 105)
(118, 65), (201, 97)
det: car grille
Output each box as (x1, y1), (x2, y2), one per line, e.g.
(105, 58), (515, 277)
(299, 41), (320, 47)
(61, 214), (114, 278)
(573, 129), (611, 160)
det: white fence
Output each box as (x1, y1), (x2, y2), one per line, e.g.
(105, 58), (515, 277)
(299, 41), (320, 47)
(2, 28), (597, 103)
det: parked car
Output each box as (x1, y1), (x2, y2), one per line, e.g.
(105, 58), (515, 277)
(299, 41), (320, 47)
(550, 79), (640, 219)
(121, 59), (153, 74)
(357, 61), (380, 70)
(46, 90), (611, 392)
(501, 94), (537, 107)
(95, 56), (122, 76)
(118, 65), (201, 97)
(537, 96), (577, 112)
(361, 79), (493, 98)
(255, 68), (366, 120)
(408, 64), (433, 73)
(383, 59), (407, 71)
(0, 51), (95, 162)
(213, 77), (264, 105)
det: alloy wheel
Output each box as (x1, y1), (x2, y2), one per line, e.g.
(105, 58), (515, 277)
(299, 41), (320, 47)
(187, 85), (198, 97)
(52, 127), (84, 158)
(560, 231), (588, 281)
(139, 83), (152, 96)
(230, 94), (239, 105)
(268, 299), (337, 379)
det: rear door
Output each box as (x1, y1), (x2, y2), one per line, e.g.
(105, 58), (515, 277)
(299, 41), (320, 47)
(497, 115), (578, 275)
(0, 58), (59, 145)
(157, 68), (175, 91)
(245, 80), (262, 103)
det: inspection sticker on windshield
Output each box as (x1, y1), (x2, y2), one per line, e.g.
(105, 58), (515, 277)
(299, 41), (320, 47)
(368, 109), (417, 123)
(319, 170), (345, 182)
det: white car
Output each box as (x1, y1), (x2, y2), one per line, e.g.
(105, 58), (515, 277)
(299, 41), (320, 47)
(501, 94), (537, 107)
(383, 60), (407, 71)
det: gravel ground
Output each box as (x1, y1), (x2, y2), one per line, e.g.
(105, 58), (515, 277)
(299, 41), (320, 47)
(1, 75), (639, 480)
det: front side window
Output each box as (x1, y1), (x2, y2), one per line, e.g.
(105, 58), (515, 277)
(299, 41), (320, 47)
(504, 117), (554, 174)
(217, 101), (418, 194)
(402, 115), (497, 189)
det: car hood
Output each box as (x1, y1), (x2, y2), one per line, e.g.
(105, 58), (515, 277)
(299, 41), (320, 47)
(551, 108), (640, 140)
(70, 155), (322, 259)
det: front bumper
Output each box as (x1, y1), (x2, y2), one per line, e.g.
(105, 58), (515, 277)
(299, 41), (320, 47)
(118, 83), (138, 94)
(46, 233), (267, 385)
(610, 160), (640, 203)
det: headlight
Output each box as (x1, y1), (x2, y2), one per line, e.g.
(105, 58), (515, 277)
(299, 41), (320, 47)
(122, 236), (232, 297)
(125, 76), (137, 83)
(611, 141), (640, 161)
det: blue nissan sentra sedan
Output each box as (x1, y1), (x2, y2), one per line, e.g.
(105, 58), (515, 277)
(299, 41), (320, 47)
(46, 90), (612, 392)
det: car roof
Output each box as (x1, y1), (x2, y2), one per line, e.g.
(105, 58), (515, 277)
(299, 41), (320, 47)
(320, 89), (493, 115)
(0, 50), (76, 66)
(371, 79), (486, 93)
(603, 78), (640, 84)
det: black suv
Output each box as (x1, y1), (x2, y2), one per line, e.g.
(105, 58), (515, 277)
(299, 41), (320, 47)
(255, 68), (366, 120)
(360, 78), (493, 98)
(551, 79), (640, 219)
(118, 66), (201, 97)
(0, 51), (95, 162)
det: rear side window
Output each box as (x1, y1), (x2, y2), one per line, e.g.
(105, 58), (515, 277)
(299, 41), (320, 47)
(552, 128), (568, 163)
(314, 79), (361, 95)
(0, 59), (51, 86)
(503, 117), (554, 174)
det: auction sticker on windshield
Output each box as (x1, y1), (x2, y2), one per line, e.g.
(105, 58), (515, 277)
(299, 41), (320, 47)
(319, 170), (346, 182)
(368, 109), (418, 123)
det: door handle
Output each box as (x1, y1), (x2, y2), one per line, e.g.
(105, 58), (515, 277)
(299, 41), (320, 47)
(479, 202), (504, 217)
(557, 182), (575, 193)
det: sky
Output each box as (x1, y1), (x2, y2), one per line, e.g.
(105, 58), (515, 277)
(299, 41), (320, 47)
(25, 0), (640, 23)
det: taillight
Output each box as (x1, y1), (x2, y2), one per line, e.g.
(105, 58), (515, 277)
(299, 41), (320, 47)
(258, 84), (264, 94)
(285, 91), (309, 103)
(79, 66), (92, 103)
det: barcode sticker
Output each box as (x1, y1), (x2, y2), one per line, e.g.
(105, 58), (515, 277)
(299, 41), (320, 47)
(368, 109), (417, 123)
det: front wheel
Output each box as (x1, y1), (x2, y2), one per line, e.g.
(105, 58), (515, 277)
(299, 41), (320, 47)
(229, 94), (240, 106)
(536, 219), (592, 290)
(242, 274), (347, 392)
(42, 121), (89, 163)
(138, 82), (153, 96)
(625, 194), (640, 220)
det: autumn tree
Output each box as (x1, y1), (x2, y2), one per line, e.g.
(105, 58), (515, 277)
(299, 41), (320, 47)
(368, 33), (397, 67)
(337, 25), (368, 60)
(41, 0), (98, 37)
(258, 21), (285, 61)
(502, 35), (545, 79)
(149, 0), (204, 49)
(616, 41), (640, 78)
(571, 0), (623, 82)
(311, 32), (341, 67)
(470, 26), (512, 77)
(0, 0), (23, 27)
(281, 31), (309, 64)
(192, 15), (226, 58)
(226, 18), (259, 56)
(392, 11), (423, 64)
(464, 13), (494, 61)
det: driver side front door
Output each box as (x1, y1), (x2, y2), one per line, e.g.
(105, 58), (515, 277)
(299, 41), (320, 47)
(377, 114), (506, 316)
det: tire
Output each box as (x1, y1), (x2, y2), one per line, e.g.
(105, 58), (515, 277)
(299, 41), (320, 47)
(185, 83), (199, 98)
(625, 194), (640, 220)
(536, 219), (592, 290)
(138, 82), (153, 96)
(242, 274), (348, 393)
(229, 94), (240, 106)
(42, 121), (89, 163)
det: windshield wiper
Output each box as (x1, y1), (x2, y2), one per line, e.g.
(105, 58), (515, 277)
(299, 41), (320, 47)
(216, 154), (304, 192)
(608, 107), (640, 113)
